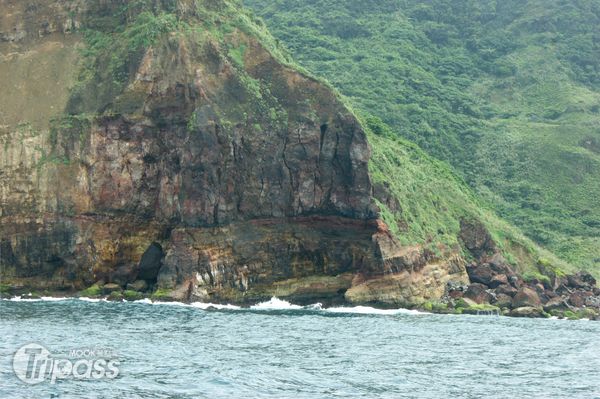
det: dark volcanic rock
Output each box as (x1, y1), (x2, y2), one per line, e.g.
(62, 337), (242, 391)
(508, 275), (523, 288)
(460, 220), (495, 257)
(446, 281), (467, 299)
(0, 0), (383, 303)
(464, 283), (492, 304)
(585, 296), (600, 309)
(566, 272), (597, 290)
(495, 284), (518, 297)
(111, 263), (139, 287)
(492, 293), (513, 309)
(569, 291), (593, 308)
(543, 297), (572, 312)
(488, 254), (518, 279)
(544, 290), (558, 300)
(127, 280), (149, 292)
(466, 263), (494, 286)
(448, 290), (464, 299)
(489, 274), (509, 288)
(512, 287), (542, 308)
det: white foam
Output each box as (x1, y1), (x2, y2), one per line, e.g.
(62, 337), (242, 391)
(77, 297), (107, 303)
(1, 295), (429, 317)
(304, 302), (323, 311)
(131, 298), (241, 310)
(250, 297), (303, 310)
(40, 297), (70, 302)
(324, 305), (428, 316)
(133, 298), (153, 304)
(140, 297), (425, 315)
(6, 296), (41, 302)
(149, 300), (190, 307)
(3, 296), (70, 302)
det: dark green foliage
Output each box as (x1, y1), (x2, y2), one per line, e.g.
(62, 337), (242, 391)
(362, 113), (549, 276)
(246, 0), (600, 275)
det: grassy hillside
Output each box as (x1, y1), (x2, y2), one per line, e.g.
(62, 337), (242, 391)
(68, 0), (564, 274)
(363, 114), (568, 277)
(245, 0), (600, 274)
(0, 0), (569, 278)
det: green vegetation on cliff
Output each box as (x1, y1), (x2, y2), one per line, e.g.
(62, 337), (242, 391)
(60, 0), (566, 274)
(69, 2), (190, 113)
(245, 0), (600, 275)
(365, 114), (478, 246)
(364, 114), (564, 273)
(1, 0), (574, 291)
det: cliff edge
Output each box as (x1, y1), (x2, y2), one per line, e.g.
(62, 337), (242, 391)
(4, 1), (594, 318)
(0, 0), (471, 306)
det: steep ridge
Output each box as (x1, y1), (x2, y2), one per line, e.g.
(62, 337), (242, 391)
(245, 0), (600, 277)
(0, 0), (596, 315)
(0, 0), (467, 306)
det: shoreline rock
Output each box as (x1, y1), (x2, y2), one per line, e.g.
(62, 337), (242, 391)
(454, 263), (599, 320)
(2, 287), (598, 320)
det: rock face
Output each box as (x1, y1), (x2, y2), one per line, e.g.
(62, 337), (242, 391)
(0, 0), (469, 305)
(455, 247), (600, 318)
(463, 283), (492, 304)
(512, 287), (542, 308)
(510, 307), (544, 318)
(2, 1), (595, 315)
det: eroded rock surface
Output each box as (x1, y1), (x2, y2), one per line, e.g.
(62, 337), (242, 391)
(0, 0), (468, 306)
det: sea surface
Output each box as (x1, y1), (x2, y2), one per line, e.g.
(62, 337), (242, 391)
(0, 297), (599, 399)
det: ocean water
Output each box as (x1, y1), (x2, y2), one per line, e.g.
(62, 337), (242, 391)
(0, 297), (599, 399)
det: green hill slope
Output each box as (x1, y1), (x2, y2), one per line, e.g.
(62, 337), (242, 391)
(0, 0), (582, 305)
(365, 116), (544, 270)
(245, 0), (600, 274)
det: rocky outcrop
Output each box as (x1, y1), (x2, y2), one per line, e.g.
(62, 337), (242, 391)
(1, 1), (595, 314)
(0, 0), (469, 306)
(344, 250), (468, 307)
(435, 220), (600, 319)
(511, 287), (542, 308)
(448, 253), (600, 318)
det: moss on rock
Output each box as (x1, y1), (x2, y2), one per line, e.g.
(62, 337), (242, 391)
(123, 290), (144, 301)
(78, 284), (102, 297)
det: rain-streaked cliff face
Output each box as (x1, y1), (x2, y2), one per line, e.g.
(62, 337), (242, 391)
(0, 0), (468, 305)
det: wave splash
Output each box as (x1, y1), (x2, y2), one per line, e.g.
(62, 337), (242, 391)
(250, 297), (303, 310)
(1, 295), (431, 316)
